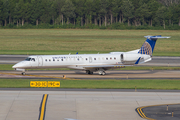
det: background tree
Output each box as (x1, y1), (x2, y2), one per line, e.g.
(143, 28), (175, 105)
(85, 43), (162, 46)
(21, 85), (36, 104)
(99, 0), (109, 26)
(0, 0), (3, 26)
(8, 0), (16, 24)
(112, 0), (121, 23)
(61, 0), (75, 24)
(155, 6), (167, 29)
(14, 3), (20, 27)
(18, 0), (26, 26)
(92, 0), (100, 25)
(121, 0), (134, 26)
(31, 0), (42, 25)
(84, 0), (94, 25)
(2, 0), (9, 26)
(147, 0), (160, 26)
(173, 3), (180, 26)
(55, 0), (65, 25)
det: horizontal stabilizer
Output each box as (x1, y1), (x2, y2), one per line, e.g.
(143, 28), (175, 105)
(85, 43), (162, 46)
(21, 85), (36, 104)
(144, 35), (170, 40)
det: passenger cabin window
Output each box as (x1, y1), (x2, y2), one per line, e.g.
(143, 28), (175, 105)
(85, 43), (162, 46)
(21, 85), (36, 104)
(49, 59), (51, 61)
(86, 58), (88, 61)
(114, 57), (116, 60)
(94, 58), (96, 60)
(106, 58), (108, 60)
(53, 59), (55, 61)
(45, 59), (47, 62)
(110, 57), (112, 60)
(61, 59), (63, 61)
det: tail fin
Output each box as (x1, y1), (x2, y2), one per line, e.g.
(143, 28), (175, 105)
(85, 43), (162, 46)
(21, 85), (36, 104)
(138, 35), (170, 56)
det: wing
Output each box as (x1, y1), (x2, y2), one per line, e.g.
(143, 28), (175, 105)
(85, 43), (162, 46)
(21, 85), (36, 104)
(83, 57), (141, 71)
(83, 64), (131, 71)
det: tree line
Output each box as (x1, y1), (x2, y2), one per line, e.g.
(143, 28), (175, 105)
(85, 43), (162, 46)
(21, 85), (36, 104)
(0, 0), (180, 29)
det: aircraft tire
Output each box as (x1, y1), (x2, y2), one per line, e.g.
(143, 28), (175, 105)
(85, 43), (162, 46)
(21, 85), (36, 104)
(22, 72), (26, 75)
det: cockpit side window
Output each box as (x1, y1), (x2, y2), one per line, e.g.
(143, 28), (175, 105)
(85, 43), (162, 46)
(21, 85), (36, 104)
(31, 58), (35, 61)
(25, 57), (31, 61)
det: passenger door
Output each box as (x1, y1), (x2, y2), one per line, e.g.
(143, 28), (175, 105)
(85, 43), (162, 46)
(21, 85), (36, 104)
(38, 56), (43, 66)
(89, 57), (92, 63)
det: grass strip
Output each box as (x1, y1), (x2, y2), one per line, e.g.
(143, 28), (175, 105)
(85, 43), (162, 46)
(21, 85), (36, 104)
(0, 29), (179, 56)
(1, 79), (180, 90)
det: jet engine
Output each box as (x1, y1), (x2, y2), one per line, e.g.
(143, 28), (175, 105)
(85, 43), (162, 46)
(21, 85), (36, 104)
(121, 53), (141, 64)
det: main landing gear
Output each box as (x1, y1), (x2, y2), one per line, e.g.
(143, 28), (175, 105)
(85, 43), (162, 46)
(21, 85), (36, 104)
(86, 70), (106, 75)
(86, 70), (93, 75)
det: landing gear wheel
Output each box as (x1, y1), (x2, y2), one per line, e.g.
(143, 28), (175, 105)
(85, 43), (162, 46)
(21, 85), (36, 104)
(22, 72), (26, 75)
(102, 71), (106, 75)
(99, 71), (106, 75)
(86, 71), (93, 75)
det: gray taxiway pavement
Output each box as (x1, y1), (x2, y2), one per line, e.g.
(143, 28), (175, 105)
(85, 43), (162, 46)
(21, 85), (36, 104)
(0, 55), (180, 66)
(1, 90), (180, 120)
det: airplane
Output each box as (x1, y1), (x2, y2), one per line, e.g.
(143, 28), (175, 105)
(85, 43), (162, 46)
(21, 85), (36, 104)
(12, 35), (170, 75)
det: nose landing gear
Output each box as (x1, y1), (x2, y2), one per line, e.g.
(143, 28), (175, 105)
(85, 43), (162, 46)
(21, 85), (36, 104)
(22, 72), (26, 75)
(99, 71), (106, 75)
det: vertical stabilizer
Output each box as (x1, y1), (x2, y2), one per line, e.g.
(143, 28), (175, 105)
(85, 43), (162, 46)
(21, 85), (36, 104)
(138, 35), (170, 56)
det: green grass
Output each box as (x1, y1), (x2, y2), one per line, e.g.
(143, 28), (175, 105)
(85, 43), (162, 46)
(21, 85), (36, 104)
(0, 79), (180, 90)
(0, 29), (179, 56)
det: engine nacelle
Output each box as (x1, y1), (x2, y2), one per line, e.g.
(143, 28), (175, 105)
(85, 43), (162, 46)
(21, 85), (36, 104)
(121, 53), (151, 65)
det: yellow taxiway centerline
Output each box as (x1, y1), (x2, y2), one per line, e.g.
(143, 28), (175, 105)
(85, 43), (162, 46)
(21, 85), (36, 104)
(39, 94), (48, 120)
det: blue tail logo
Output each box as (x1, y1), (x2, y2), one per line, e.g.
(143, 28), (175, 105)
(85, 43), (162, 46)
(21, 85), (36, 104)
(138, 35), (170, 56)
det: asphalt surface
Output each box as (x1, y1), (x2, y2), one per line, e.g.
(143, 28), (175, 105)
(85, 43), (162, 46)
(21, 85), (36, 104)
(0, 55), (180, 66)
(1, 70), (180, 79)
(138, 104), (180, 120)
(1, 88), (180, 92)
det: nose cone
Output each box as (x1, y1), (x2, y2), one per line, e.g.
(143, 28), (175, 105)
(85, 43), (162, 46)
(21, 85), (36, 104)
(12, 64), (17, 69)
(12, 63), (21, 69)
(12, 61), (26, 69)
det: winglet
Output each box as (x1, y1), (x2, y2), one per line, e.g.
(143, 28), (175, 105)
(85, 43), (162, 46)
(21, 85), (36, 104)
(135, 57), (141, 64)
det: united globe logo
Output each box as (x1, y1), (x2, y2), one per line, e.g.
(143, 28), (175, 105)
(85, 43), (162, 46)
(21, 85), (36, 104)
(138, 42), (152, 55)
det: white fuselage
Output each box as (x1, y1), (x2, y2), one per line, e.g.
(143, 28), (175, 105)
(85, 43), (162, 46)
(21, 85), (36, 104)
(13, 53), (122, 69)
(12, 52), (151, 72)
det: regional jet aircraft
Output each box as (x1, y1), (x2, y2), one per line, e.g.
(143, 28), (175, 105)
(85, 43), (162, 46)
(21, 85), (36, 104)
(13, 35), (170, 75)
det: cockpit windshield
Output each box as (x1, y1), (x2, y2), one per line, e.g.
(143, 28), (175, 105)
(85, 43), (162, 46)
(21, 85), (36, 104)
(25, 57), (31, 61)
